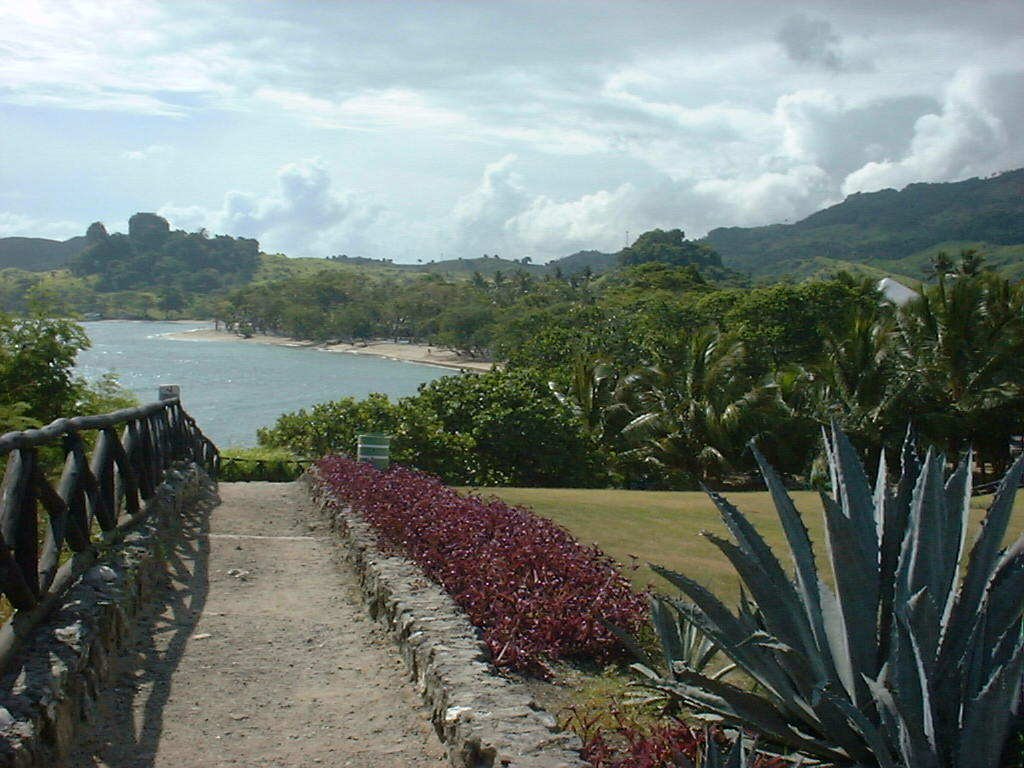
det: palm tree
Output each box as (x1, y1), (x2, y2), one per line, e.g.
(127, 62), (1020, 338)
(927, 251), (955, 281)
(894, 273), (1024, 472)
(615, 329), (787, 485)
(802, 310), (909, 448)
(958, 248), (985, 276)
(548, 356), (618, 441)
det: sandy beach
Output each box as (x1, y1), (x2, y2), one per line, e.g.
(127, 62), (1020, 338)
(165, 327), (497, 373)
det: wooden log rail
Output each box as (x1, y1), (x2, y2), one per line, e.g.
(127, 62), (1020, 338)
(0, 397), (218, 671)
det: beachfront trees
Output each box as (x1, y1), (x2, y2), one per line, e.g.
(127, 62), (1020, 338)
(0, 313), (89, 426)
(234, 262), (1024, 490)
(0, 312), (135, 434)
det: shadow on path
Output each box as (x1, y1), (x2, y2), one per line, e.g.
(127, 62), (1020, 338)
(69, 479), (219, 768)
(67, 481), (445, 768)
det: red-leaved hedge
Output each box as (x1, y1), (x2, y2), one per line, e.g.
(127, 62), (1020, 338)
(313, 455), (648, 676)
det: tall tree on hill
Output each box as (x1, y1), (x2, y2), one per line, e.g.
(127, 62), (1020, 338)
(958, 248), (985, 276)
(619, 229), (722, 269)
(128, 212), (170, 251)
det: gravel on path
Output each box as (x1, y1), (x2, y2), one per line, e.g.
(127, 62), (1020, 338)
(69, 481), (445, 768)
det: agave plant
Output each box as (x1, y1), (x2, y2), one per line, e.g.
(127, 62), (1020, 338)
(635, 425), (1024, 767)
(648, 595), (733, 682)
(695, 733), (764, 768)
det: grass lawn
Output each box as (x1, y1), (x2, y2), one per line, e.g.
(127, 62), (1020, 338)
(461, 486), (1024, 603)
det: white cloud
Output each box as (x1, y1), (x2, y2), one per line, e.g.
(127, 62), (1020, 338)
(693, 165), (833, 225)
(447, 157), (834, 261)
(507, 185), (639, 254)
(772, 89), (934, 180)
(0, 212), (83, 241)
(0, 0), (252, 115)
(121, 144), (172, 161)
(4, 2), (1024, 265)
(254, 87), (466, 131)
(843, 66), (1024, 193)
(160, 159), (383, 257)
(448, 155), (528, 257)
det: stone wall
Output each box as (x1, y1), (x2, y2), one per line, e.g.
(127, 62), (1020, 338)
(308, 474), (588, 768)
(0, 464), (216, 767)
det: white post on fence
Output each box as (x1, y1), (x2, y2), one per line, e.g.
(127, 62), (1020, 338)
(158, 384), (180, 401)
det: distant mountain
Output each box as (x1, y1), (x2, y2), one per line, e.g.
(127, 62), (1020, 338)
(0, 236), (88, 271)
(703, 169), (1024, 278)
(11, 169), (1023, 285)
(545, 249), (618, 276)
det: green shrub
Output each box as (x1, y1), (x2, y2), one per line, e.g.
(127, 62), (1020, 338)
(258, 369), (606, 487)
(219, 447), (308, 482)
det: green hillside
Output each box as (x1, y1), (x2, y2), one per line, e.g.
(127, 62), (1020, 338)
(5, 168), (1024, 314)
(545, 249), (618, 276)
(418, 255), (545, 277)
(704, 169), (1024, 278)
(254, 253), (407, 282)
(0, 236), (88, 271)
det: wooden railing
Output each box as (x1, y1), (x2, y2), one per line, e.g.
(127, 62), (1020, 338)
(0, 396), (218, 669)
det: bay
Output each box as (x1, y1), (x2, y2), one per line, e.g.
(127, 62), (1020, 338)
(75, 321), (450, 448)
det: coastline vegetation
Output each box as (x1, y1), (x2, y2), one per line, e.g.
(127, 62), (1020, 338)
(257, 256), (1024, 492)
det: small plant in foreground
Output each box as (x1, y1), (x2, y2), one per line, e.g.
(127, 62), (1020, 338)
(219, 446), (306, 482)
(566, 705), (782, 768)
(637, 425), (1024, 767)
(312, 455), (647, 676)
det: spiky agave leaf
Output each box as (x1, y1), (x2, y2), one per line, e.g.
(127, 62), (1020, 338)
(638, 427), (1024, 767)
(651, 596), (725, 678)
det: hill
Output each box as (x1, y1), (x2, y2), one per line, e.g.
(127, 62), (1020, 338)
(69, 214), (259, 294)
(703, 169), (1024, 279)
(416, 255), (545, 277)
(9, 169), (1024, 292)
(545, 249), (618, 276)
(0, 235), (88, 271)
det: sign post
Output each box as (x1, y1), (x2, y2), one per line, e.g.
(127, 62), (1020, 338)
(158, 385), (180, 402)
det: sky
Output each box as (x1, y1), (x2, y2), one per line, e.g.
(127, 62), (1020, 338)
(1, 0), (1023, 263)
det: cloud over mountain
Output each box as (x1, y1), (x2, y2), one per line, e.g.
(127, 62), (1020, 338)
(3, 1), (1023, 259)
(161, 159), (383, 256)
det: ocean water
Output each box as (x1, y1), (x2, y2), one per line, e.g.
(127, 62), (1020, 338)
(75, 321), (451, 448)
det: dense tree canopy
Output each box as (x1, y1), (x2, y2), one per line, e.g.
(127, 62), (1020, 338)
(5, 217), (1022, 491)
(619, 228), (722, 270)
(249, 262), (1024, 488)
(70, 214), (259, 293)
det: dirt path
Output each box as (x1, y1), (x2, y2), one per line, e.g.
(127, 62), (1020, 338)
(69, 482), (445, 768)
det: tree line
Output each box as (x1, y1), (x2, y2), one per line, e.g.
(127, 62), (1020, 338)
(250, 252), (1024, 488)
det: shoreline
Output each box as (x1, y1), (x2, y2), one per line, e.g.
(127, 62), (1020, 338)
(164, 327), (497, 373)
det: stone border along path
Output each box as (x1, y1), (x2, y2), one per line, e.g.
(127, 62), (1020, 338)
(308, 474), (588, 768)
(66, 481), (446, 767)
